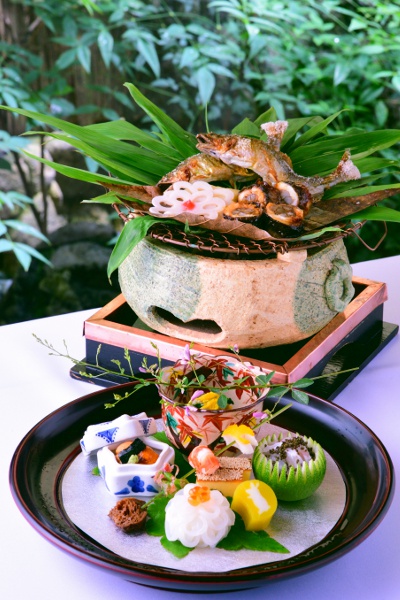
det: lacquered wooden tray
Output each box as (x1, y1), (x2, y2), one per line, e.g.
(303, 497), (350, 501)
(71, 276), (398, 401)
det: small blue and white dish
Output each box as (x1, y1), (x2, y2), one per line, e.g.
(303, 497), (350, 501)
(80, 412), (157, 456)
(97, 436), (175, 497)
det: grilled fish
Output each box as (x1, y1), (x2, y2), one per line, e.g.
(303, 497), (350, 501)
(196, 130), (360, 201)
(158, 153), (253, 186)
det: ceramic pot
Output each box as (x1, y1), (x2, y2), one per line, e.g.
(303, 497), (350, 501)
(119, 237), (354, 349)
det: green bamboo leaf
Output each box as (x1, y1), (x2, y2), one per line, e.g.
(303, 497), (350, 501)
(331, 183), (400, 199)
(231, 118), (260, 137)
(12, 245), (31, 271)
(254, 107), (277, 127)
(77, 44), (91, 73)
(323, 172), (398, 200)
(0, 239), (14, 252)
(44, 129), (175, 178)
(291, 130), (400, 175)
(86, 121), (182, 160)
(43, 131), (163, 183)
(107, 215), (173, 278)
(349, 205), (400, 222)
(2, 105), (178, 180)
(355, 157), (399, 173)
(55, 48), (77, 70)
(9, 241), (52, 268)
(281, 116), (322, 150)
(124, 83), (197, 158)
(21, 150), (142, 187)
(290, 110), (347, 150)
(179, 47), (199, 69)
(81, 191), (122, 205)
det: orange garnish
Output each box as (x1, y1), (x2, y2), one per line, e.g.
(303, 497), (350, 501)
(138, 446), (159, 465)
(188, 485), (211, 506)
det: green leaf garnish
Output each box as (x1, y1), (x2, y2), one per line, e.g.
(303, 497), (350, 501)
(291, 389), (310, 404)
(349, 205), (400, 222)
(146, 491), (288, 557)
(231, 117), (261, 137)
(150, 432), (196, 483)
(289, 110), (347, 150)
(145, 495), (170, 537)
(266, 386), (289, 398)
(160, 536), (193, 558)
(216, 514), (289, 554)
(124, 82), (197, 159)
(107, 215), (175, 278)
(86, 120), (183, 161)
(256, 372), (275, 386)
(217, 393), (229, 409)
(292, 378), (314, 388)
(291, 129), (400, 176)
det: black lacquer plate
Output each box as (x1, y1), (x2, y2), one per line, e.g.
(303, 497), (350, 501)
(9, 384), (394, 592)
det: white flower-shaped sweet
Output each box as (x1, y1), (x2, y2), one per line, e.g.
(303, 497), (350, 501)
(149, 181), (235, 220)
(164, 483), (235, 548)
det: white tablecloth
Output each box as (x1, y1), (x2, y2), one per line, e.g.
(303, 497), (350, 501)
(2, 256), (399, 599)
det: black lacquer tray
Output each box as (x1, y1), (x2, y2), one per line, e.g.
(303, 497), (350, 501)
(9, 384), (394, 592)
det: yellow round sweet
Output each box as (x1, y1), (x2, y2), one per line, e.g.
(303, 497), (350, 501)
(231, 479), (278, 531)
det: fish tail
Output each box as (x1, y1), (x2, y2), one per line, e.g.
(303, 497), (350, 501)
(320, 150), (361, 188)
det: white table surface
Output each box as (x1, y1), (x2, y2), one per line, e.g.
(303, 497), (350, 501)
(2, 255), (399, 599)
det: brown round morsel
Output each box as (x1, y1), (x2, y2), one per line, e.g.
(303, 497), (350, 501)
(265, 202), (304, 227)
(223, 201), (263, 222)
(237, 184), (267, 207)
(108, 498), (147, 533)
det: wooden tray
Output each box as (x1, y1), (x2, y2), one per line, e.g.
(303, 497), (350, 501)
(71, 276), (398, 401)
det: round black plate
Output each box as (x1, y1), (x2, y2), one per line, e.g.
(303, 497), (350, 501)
(9, 383), (394, 592)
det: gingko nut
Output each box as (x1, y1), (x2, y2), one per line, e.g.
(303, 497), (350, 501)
(231, 479), (277, 531)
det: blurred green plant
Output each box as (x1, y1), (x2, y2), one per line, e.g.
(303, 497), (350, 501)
(2, 0), (400, 270)
(2, 0), (400, 130)
(0, 190), (51, 271)
(0, 130), (51, 270)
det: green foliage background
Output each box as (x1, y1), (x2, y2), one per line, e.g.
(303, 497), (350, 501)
(1, 0), (400, 264)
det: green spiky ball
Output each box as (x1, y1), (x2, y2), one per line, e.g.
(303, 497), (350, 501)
(252, 432), (326, 501)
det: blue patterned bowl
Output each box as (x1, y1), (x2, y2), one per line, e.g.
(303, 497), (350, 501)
(97, 437), (175, 497)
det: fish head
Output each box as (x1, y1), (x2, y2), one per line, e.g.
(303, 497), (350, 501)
(196, 133), (253, 168)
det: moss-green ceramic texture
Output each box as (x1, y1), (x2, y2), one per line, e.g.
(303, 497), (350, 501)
(293, 239), (353, 334)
